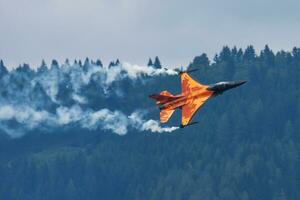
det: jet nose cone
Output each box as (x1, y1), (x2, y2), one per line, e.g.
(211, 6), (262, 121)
(226, 80), (247, 90)
(233, 80), (247, 87)
(208, 80), (247, 94)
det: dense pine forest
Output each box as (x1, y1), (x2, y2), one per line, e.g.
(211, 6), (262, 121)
(0, 46), (299, 200)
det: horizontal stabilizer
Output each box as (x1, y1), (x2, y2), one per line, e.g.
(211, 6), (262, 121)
(149, 90), (177, 106)
(160, 109), (175, 123)
(160, 90), (173, 96)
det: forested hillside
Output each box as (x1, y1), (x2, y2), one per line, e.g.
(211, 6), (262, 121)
(0, 46), (299, 200)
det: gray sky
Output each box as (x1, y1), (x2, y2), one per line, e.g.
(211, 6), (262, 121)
(1, 0), (300, 69)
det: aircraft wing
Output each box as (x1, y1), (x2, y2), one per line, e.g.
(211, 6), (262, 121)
(181, 98), (207, 126)
(181, 72), (207, 95)
(180, 72), (213, 126)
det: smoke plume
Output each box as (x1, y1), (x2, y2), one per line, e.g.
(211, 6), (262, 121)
(0, 60), (179, 137)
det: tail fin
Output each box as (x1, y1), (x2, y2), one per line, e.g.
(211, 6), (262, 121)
(160, 109), (175, 123)
(149, 90), (175, 105)
(149, 90), (177, 123)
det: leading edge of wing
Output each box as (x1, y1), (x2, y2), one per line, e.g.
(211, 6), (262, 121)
(180, 72), (207, 95)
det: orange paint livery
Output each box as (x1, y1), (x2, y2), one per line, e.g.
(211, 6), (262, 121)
(180, 73), (213, 126)
(150, 72), (213, 127)
(149, 70), (246, 128)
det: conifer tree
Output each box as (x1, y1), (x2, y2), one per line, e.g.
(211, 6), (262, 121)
(83, 58), (90, 71)
(51, 59), (59, 70)
(192, 53), (209, 68)
(108, 61), (115, 68)
(65, 59), (70, 66)
(153, 56), (161, 68)
(243, 45), (256, 61)
(96, 59), (103, 67)
(84, 57), (90, 66)
(219, 46), (232, 62)
(147, 58), (153, 66)
(0, 59), (8, 75)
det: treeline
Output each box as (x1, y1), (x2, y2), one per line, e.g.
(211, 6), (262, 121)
(0, 55), (163, 73)
(0, 46), (299, 200)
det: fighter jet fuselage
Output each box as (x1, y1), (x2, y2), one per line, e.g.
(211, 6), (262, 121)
(149, 70), (246, 128)
(158, 88), (212, 111)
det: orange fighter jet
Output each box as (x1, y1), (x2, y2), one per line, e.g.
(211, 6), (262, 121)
(149, 69), (246, 128)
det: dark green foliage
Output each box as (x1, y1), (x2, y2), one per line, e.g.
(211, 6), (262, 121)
(243, 45), (256, 61)
(84, 57), (90, 67)
(95, 59), (103, 67)
(0, 46), (299, 200)
(190, 53), (209, 68)
(219, 46), (232, 63)
(108, 61), (115, 68)
(154, 56), (162, 68)
(51, 59), (59, 67)
(260, 45), (275, 66)
(65, 58), (70, 66)
(0, 60), (8, 75)
(147, 58), (153, 66)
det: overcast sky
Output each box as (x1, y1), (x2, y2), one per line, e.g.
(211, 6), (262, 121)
(1, 0), (300, 69)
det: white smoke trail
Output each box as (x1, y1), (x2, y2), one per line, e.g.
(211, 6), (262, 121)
(120, 62), (178, 79)
(31, 61), (178, 103)
(32, 66), (61, 103)
(0, 105), (51, 128)
(128, 112), (179, 133)
(0, 61), (180, 137)
(141, 120), (179, 133)
(0, 105), (179, 138)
